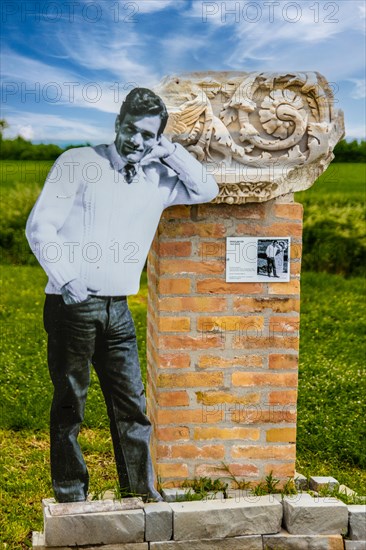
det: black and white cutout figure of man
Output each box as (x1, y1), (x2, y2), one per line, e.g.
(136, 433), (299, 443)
(265, 240), (280, 278)
(26, 88), (219, 503)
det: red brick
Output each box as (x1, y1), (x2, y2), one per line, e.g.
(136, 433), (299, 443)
(158, 372), (223, 388)
(157, 427), (190, 441)
(231, 409), (297, 424)
(157, 463), (188, 478)
(159, 241), (192, 257)
(159, 222), (226, 238)
(231, 445), (296, 460)
(195, 391), (260, 406)
(232, 372), (298, 387)
(158, 334), (223, 350)
(195, 463), (258, 478)
(159, 297), (227, 312)
(232, 335), (299, 351)
(158, 408), (223, 424)
(269, 390), (298, 405)
(236, 223), (302, 238)
(269, 354), (298, 370)
(197, 203), (266, 220)
(158, 444), (225, 460)
(274, 203), (303, 220)
(197, 315), (264, 332)
(160, 259), (225, 276)
(196, 279), (263, 295)
(265, 463), (295, 477)
(266, 428), (296, 443)
(158, 278), (191, 295)
(233, 297), (300, 313)
(158, 317), (191, 332)
(270, 317), (300, 333)
(268, 280), (300, 295)
(163, 205), (191, 219)
(197, 354), (263, 369)
(194, 427), (260, 441)
(158, 391), (190, 407)
(159, 354), (191, 369)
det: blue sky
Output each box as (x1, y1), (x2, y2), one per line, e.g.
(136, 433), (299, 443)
(2, 0), (365, 145)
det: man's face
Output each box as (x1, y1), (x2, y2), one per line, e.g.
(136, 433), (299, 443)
(115, 112), (161, 164)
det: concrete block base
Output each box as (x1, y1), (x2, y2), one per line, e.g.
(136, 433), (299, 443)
(283, 494), (349, 535)
(32, 532), (148, 549)
(149, 536), (262, 549)
(263, 530), (345, 549)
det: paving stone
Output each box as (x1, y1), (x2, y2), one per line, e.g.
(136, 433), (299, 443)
(294, 472), (308, 491)
(161, 488), (191, 502)
(43, 497), (143, 516)
(226, 489), (252, 500)
(344, 541), (366, 550)
(144, 501), (173, 542)
(348, 505), (366, 540)
(339, 485), (357, 498)
(263, 529), (344, 549)
(283, 494), (348, 535)
(43, 504), (145, 546)
(150, 535), (262, 549)
(32, 532), (148, 549)
(309, 477), (339, 492)
(170, 495), (282, 540)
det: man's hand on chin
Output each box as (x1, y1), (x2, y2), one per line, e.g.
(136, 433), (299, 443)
(140, 135), (176, 165)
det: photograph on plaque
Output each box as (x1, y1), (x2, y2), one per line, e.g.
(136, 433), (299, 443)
(226, 237), (291, 283)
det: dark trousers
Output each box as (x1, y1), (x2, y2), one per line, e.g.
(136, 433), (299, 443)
(267, 257), (277, 277)
(43, 294), (159, 503)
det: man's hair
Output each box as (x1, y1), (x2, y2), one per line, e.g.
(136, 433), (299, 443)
(118, 88), (168, 136)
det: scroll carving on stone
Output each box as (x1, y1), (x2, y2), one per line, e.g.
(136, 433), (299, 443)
(155, 72), (345, 203)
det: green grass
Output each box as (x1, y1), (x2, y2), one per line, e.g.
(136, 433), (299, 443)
(1, 161), (365, 547)
(1, 265), (365, 547)
(296, 162), (366, 204)
(0, 160), (53, 189)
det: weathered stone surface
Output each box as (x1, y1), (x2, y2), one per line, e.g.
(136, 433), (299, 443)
(348, 505), (366, 540)
(144, 501), (173, 542)
(344, 541), (366, 549)
(295, 472), (308, 490)
(43, 505), (145, 546)
(32, 531), (148, 549)
(309, 477), (339, 492)
(263, 529), (344, 549)
(339, 485), (357, 498)
(150, 535), (262, 549)
(283, 494), (348, 535)
(161, 488), (191, 502)
(170, 495), (282, 540)
(156, 72), (344, 204)
(43, 497), (144, 516)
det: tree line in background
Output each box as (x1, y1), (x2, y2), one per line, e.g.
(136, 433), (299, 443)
(0, 119), (365, 161)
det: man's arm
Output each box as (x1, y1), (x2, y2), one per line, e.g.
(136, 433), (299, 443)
(25, 149), (81, 289)
(143, 135), (219, 207)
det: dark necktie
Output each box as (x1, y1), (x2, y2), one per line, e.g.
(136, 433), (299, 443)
(123, 163), (137, 184)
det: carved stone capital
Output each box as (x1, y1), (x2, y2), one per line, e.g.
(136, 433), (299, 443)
(156, 72), (345, 204)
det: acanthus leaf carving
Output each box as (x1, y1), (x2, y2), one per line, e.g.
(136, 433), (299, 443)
(156, 71), (345, 203)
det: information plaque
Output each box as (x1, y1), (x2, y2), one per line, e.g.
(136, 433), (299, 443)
(226, 237), (291, 283)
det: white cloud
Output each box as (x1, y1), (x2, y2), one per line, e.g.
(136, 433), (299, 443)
(3, 111), (113, 143)
(135, 0), (177, 13)
(1, 50), (154, 115)
(345, 124), (366, 140)
(17, 125), (35, 140)
(348, 79), (366, 100)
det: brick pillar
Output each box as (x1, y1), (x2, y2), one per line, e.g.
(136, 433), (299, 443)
(146, 199), (302, 488)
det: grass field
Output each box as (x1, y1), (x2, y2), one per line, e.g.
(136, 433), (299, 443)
(1, 161), (365, 547)
(1, 265), (365, 548)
